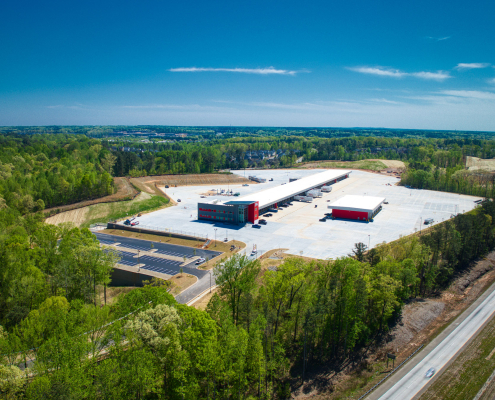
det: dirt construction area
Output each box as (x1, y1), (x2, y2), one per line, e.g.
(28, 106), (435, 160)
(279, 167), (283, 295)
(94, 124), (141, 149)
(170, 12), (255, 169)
(46, 192), (152, 227)
(466, 156), (495, 171)
(130, 173), (252, 192)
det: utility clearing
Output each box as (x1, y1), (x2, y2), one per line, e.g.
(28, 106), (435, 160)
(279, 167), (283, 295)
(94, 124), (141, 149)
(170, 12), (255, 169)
(46, 192), (165, 227)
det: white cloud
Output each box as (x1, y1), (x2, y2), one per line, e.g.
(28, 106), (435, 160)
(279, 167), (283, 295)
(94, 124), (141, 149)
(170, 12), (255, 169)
(347, 67), (407, 77)
(426, 36), (451, 41)
(440, 90), (495, 100)
(488, 78), (495, 85)
(368, 98), (400, 104)
(349, 66), (451, 81)
(455, 63), (490, 70)
(410, 71), (451, 81)
(168, 67), (302, 75)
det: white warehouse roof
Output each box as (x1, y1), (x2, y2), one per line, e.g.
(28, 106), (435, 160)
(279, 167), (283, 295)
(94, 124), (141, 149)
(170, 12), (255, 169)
(329, 195), (385, 212)
(237, 170), (351, 209)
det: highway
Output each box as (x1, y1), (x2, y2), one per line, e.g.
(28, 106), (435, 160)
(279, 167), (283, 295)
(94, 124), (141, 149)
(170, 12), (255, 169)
(371, 282), (495, 400)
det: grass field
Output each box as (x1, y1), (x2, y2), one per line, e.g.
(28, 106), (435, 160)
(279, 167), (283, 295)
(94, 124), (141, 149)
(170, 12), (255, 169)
(419, 313), (495, 400)
(46, 192), (170, 228)
(81, 193), (169, 228)
(301, 160), (389, 171)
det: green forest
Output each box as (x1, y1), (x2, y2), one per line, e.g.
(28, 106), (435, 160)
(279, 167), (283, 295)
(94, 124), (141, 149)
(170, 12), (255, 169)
(1, 128), (495, 398)
(0, 134), (115, 214)
(2, 200), (495, 398)
(2, 130), (495, 205)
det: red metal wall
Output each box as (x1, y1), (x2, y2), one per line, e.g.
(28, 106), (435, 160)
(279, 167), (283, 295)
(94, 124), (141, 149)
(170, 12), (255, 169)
(247, 201), (259, 223)
(332, 209), (369, 221)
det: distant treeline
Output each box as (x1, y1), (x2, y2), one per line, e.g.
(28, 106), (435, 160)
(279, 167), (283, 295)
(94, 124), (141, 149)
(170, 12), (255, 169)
(1, 131), (495, 211)
(2, 125), (494, 139)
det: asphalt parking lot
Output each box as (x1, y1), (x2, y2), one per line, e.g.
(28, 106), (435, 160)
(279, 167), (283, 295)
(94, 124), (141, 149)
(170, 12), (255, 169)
(95, 232), (220, 278)
(134, 169), (483, 260)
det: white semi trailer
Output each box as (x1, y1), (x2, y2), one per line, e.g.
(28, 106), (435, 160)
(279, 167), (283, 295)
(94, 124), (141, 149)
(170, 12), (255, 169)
(307, 189), (322, 198)
(294, 195), (313, 202)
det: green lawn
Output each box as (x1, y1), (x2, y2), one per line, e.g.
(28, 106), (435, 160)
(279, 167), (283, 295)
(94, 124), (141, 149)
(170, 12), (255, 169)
(81, 194), (169, 228)
(309, 160), (388, 171)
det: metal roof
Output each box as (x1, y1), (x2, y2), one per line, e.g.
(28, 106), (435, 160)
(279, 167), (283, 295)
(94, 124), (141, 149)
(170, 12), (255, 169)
(329, 195), (385, 212)
(237, 170), (351, 209)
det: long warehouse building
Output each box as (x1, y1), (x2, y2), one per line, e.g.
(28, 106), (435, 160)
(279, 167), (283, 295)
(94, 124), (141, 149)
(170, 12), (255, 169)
(198, 170), (351, 225)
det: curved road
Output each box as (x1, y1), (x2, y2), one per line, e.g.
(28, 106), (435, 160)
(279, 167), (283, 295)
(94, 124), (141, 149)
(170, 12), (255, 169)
(369, 281), (495, 400)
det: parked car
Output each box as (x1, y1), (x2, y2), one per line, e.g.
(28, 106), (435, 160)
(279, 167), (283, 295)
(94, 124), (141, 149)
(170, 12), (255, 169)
(243, 184), (249, 186)
(131, 221), (139, 226)
(424, 218), (434, 225)
(324, 213), (332, 216)
(165, 185), (169, 188)
(383, 201), (389, 204)
(319, 218), (326, 222)
(425, 368), (436, 378)
(259, 219), (267, 225)
(252, 224), (261, 229)
(269, 178), (273, 181)
(177, 199), (181, 202)
(195, 258), (206, 265)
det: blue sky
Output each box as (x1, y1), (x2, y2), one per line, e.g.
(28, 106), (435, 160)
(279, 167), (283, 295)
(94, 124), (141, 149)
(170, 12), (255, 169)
(1, 0), (494, 130)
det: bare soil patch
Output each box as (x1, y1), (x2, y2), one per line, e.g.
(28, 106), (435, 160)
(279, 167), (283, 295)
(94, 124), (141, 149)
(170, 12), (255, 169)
(169, 274), (197, 296)
(131, 174), (252, 192)
(292, 251), (495, 399)
(191, 288), (219, 311)
(466, 156), (495, 172)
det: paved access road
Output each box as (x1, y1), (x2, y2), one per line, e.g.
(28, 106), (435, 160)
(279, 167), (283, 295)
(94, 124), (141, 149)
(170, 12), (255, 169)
(95, 232), (222, 303)
(373, 282), (495, 400)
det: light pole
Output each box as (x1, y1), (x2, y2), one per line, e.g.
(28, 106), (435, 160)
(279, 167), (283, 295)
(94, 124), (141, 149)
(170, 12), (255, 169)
(214, 228), (217, 247)
(368, 235), (370, 250)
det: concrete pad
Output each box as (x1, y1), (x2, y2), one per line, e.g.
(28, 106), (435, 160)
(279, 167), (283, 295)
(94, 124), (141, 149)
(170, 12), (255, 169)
(134, 169), (483, 260)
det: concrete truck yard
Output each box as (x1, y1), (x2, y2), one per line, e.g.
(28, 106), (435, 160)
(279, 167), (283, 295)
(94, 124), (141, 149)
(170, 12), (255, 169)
(132, 169), (483, 260)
